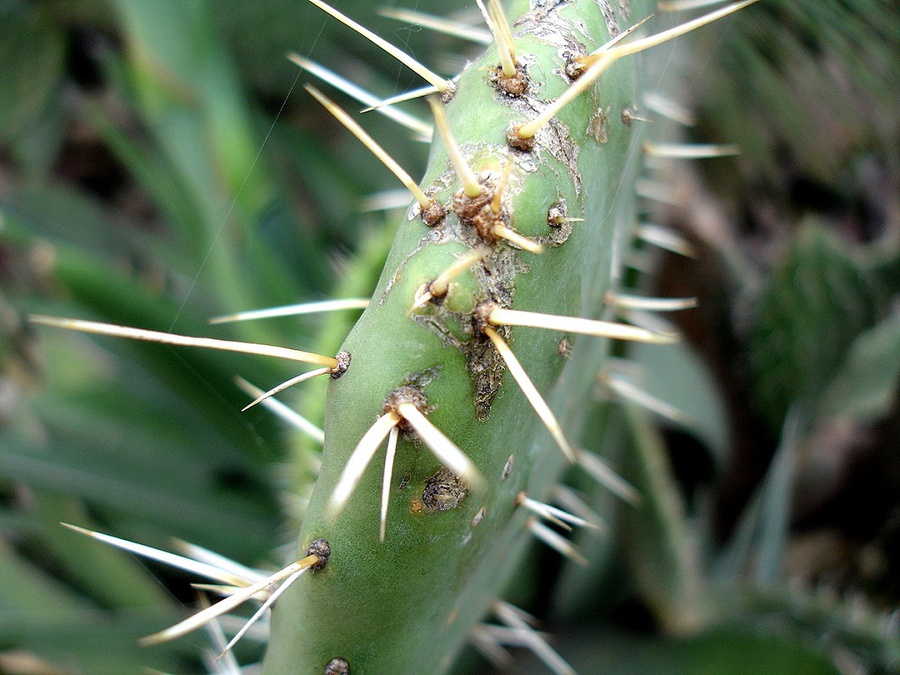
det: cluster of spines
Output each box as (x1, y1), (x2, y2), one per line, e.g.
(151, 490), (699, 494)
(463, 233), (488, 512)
(30, 0), (758, 671)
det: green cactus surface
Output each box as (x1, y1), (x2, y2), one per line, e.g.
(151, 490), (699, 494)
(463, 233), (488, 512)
(259, 0), (686, 671)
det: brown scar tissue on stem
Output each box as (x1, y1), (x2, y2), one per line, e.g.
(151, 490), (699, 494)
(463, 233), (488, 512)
(452, 178), (507, 243)
(507, 123), (536, 152)
(382, 385), (429, 433)
(422, 466), (469, 512)
(305, 538), (332, 571)
(324, 657), (350, 675)
(490, 63), (529, 97)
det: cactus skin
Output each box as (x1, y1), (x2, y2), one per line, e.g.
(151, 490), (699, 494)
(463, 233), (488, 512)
(262, 1), (650, 672)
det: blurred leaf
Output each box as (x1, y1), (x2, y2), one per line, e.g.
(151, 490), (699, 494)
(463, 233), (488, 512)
(513, 624), (840, 675)
(2, 181), (164, 266)
(697, 0), (899, 185)
(551, 403), (629, 620)
(620, 404), (712, 634)
(29, 494), (171, 609)
(0, 540), (186, 673)
(626, 337), (730, 464)
(0, 0), (66, 139)
(745, 586), (900, 673)
(748, 222), (879, 429)
(819, 308), (900, 421)
(0, 233), (287, 558)
(110, 0), (306, 314)
(0, 610), (194, 675)
(715, 410), (805, 584)
(0, 0), (68, 176)
(0, 538), (83, 616)
(752, 410), (805, 583)
(215, 0), (475, 96)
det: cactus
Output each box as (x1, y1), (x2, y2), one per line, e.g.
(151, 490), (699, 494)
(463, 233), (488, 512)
(263, 2), (770, 670)
(262, 0), (663, 671)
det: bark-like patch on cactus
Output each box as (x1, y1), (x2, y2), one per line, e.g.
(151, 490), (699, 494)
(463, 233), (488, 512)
(422, 466), (469, 512)
(330, 351), (352, 379)
(490, 63), (530, 97)
(305, 538), (332, 571)
(383, 385), (430, 434)
(323, 657), (350, 675)
(589, 105), (611, 144)
(461, 326), (508, 421)
(597, 0), (623, 37)
(420, 200), (447, 227)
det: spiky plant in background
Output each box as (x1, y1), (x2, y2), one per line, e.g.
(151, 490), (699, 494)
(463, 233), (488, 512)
(1, 0), (898, 673)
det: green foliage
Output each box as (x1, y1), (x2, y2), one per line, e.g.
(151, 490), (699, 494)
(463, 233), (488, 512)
(819, 307), (900, 422)
(0, 0), (66, 174)
(748, 222), (882, 428)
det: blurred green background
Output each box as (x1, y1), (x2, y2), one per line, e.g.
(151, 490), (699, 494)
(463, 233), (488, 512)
(0, 0), (897, 673)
